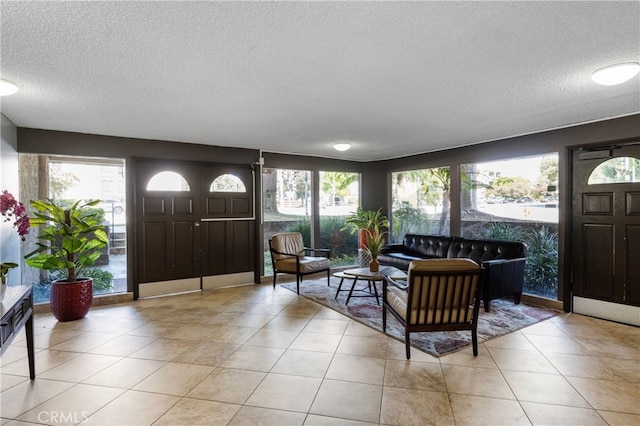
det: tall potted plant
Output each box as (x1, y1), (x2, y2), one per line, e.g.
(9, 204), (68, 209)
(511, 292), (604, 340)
(25, 199), (108, 321)
(343, 208), (389, 269)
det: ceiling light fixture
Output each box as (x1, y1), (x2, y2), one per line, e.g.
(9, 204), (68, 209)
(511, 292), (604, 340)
(591, 62), (640, 86)
(0, 79), (19, 96)
(333, 143), (351, 152)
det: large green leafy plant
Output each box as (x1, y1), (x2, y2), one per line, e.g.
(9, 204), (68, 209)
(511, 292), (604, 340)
(25, 199), (109, 282)
(343, 208), (389, 258)
(343, 208), (389, 236)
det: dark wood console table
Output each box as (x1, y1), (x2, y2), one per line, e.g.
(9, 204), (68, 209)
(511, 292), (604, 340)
(1, 285), (35, 379)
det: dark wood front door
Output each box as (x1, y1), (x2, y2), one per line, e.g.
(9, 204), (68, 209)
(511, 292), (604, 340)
(571, 143), (640, 325)
(135, 159), (255, 298)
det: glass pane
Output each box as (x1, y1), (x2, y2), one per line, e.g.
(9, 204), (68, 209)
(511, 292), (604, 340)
(391, 167), (450, 242)
(210, 173), (246, 192)
(587, 157), (640, 184)
(460, 154), (559, 299)
(319, 171), (359, 268)
(263, 168), (312, 275)
(30, 156), (127, 304)
(146, 171), (190, 191)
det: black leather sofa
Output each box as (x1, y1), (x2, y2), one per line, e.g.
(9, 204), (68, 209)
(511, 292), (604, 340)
(378, 234), (527, 312)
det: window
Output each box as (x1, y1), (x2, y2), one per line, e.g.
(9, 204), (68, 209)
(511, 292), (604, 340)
(460, 154), (559, 299)
(262, 168), (312, 275)
(319, 171), (360, 267)
(146, 171), (190, 191)
(210, 174), (246, 192)
(22, 155), (127, 304)
(587, 156), (640, 184)
(391, 167), (450, 242)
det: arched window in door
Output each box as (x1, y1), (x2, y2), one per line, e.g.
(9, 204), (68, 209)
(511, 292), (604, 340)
(146, 171), (191, 191)
(588, 156), (640, 184)
(210, 174), (246, 192)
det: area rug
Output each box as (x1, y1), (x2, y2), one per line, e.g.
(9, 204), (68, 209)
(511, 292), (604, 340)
(282, 276), (559, 357)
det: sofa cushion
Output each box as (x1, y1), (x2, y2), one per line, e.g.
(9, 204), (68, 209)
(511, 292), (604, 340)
(446, 238), (526, 264)
(402, 234), (453, 258)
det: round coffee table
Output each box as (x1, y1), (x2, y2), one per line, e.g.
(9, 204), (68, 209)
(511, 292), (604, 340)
(336, 266), (406, 305)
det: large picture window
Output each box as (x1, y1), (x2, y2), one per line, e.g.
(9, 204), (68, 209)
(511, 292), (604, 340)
(460, 154), (559, 299)
(262, 168), (312, 275)
(390, 167), (450, 242)
(21, 154), (127, 304)
(319, 171), (359, 267)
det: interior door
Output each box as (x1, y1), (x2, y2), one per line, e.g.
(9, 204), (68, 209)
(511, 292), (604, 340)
(571, 143), (640, 325)
(200, 165), (256, 290)
(135, 160), (202, 297)
(135, 159), (256, 298)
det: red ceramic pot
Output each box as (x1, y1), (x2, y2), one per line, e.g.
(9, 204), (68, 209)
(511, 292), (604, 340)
(50, 278), (93, 322)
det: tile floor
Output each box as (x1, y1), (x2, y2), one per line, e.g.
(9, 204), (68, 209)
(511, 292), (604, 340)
(1, 282), (639, 425)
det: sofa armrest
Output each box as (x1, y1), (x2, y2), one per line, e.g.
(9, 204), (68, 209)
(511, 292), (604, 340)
(481, 258), (525, 266)
(480, 257), (526, 310)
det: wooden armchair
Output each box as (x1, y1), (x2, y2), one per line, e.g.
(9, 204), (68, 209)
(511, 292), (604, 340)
(383, 258), (484, 359)
(269, 232), (331, 294)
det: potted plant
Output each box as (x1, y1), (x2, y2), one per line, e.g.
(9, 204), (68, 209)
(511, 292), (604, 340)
(362, 228), (387, 272)
(343, 208), (389, 268)
(25, 199), (108, 321)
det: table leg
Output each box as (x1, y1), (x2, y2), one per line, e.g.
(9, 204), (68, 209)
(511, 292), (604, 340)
(26, 314), (35, 380)
(334, 276), (345, 299)
(371, 280), (380, 305)
(346, 277), (360, 305)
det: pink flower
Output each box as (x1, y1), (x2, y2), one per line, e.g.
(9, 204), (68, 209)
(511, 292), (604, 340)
(0, 190), (30, 240)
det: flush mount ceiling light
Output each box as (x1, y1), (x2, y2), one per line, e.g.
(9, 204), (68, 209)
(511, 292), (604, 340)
(0, 78), (19, 96)
(333, 143), (351, 152)
(591, 62), (640, 86)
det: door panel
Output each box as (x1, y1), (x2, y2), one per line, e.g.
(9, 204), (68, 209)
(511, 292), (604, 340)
(629, 224), (640, 304)
(571, 144), (640, 325)
(581, 224), (614, 300)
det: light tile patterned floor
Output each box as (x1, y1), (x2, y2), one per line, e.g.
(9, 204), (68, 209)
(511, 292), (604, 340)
(1, 283), (638, 425)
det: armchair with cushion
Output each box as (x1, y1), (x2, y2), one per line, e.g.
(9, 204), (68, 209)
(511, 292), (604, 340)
(383, 258), (484, 359)
(269, 232), (331, 294)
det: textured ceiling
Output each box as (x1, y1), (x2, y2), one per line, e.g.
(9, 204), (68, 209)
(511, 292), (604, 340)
(1, 1), (638, 162)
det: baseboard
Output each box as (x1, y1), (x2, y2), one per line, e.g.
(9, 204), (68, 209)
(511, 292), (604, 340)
(521, 294), (563, 311)
(34, 291), (135, 314)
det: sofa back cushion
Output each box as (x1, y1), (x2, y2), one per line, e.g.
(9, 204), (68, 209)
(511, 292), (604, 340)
(447, 238), (526, 263)
(402, 234), (452, 258)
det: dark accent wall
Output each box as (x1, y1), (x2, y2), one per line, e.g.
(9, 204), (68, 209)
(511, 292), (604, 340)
(15, 114), (640, 308)
(17, 128), (260, 164)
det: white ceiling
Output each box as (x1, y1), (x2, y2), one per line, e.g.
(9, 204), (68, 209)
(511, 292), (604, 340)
(1, 1), (638, 162)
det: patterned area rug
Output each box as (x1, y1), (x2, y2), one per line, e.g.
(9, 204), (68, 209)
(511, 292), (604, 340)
(282, 276), (559, 357)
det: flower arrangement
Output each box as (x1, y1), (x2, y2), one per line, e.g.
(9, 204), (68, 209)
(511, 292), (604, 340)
(0, 190), (30, 286)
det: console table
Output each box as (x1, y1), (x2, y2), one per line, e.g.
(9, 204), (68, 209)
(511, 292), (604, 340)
(1, 285), (35, 379)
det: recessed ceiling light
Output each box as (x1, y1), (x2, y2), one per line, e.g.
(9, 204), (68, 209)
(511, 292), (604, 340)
(333, 143), (351, 152)
(0, 79), (19, 96)
(591, 62), (640, 86)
